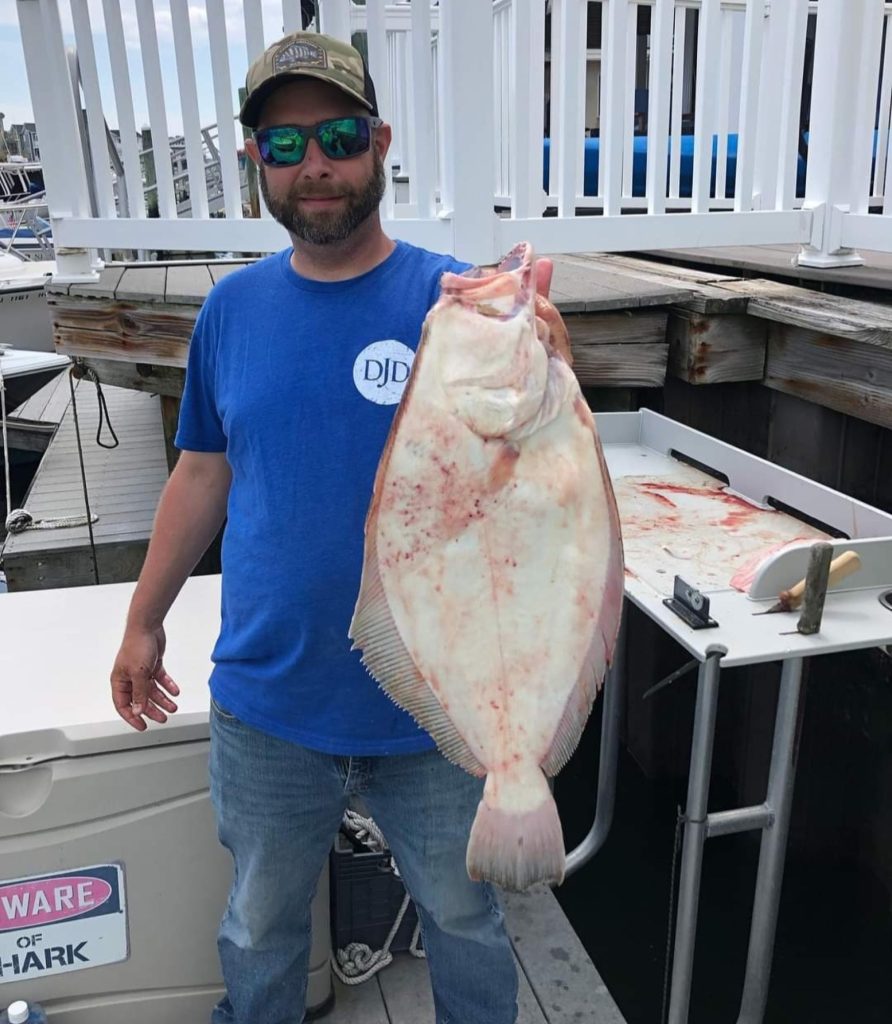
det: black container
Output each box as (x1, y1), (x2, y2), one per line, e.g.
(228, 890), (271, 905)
(329, 830), (420, 953)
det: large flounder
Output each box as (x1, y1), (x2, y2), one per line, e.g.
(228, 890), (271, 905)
(349, 242), (624, 891)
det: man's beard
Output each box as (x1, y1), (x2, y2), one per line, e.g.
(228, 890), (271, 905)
(260, 151), (386, 245)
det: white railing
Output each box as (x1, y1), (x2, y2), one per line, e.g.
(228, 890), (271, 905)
(13, 0), (892, 279)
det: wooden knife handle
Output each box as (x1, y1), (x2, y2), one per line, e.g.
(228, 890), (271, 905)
(779, 549), (862, 610)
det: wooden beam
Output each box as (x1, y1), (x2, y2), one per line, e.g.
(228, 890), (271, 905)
(667, 311), (767, 384)
(68, 358), (185, 398)
(568, 311), (668, 388)
(49, 296), (197, 367)
(764, 324), (892, 430)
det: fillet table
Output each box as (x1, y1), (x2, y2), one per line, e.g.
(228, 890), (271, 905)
(568, 410), (892, 1024)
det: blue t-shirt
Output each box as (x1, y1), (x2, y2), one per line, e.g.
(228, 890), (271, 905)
(175, 241), (470, 754)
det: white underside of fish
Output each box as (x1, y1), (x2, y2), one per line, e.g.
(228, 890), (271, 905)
(350, 245), (624, 890)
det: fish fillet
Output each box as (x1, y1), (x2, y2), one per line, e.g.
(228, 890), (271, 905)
(350, 242), (624, 890)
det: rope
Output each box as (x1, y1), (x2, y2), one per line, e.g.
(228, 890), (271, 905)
(0, 359), (11, 526)
(5, 508), (98, 534)
(68, 368), (101, 584)
(331, 811), (425, 986)
(0, 362), (106, 553)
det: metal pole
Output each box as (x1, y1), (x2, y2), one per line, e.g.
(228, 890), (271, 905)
(565, 603), (628, 876)
(736, 657), (805, 1024)
(667, 650), (723, 1024)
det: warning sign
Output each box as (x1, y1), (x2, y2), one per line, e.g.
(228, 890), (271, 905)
(0, 865), (128, 982)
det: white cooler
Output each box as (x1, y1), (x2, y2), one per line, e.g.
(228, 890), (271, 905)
(0, 575), (333, 1023)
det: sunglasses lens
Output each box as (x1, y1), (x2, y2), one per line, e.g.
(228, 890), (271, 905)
(260, 127), (307, 166)
(317, 117), (371, 159)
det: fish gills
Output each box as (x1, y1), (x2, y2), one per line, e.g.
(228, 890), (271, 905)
(350, 242), (624, 890)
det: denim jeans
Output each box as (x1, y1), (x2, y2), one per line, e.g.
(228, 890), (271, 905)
(208, 699), (519, 1024)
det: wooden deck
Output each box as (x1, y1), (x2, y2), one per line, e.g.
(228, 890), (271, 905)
(2, 381), (167, 590)
(326, 886), (625, 1024)
(645, 243), (892, 294)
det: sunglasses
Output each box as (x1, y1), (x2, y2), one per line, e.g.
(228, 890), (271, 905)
(253, 116), (383, 167)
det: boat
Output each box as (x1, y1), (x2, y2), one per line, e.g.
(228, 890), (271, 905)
(0, 344), (69, 409)
(0, 251), (57, 352)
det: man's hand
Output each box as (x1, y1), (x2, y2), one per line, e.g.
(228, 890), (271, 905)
(111, 625), (180, 731)
(535, 257), (553, 299)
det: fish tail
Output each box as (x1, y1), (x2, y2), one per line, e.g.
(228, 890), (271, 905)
(466, 769), (565, 891)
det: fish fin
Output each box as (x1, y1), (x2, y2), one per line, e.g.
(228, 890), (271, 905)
(350, 529), (487, 778)
(542, 416), (626, 778)
(466, 770), (565, 891)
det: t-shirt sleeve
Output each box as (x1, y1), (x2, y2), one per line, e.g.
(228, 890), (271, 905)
(174, 300), (227, 453)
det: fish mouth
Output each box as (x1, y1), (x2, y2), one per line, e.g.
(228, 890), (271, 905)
(440, 242), (534, 319)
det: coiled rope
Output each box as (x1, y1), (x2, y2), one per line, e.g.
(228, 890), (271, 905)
(331, 810), (425, 986)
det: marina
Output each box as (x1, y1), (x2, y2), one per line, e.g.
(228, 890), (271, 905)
(3, 1), (892, 1022)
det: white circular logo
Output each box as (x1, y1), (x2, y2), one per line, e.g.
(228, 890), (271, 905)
(352, 340), (415, 405)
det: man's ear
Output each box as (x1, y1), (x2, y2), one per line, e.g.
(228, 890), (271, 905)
(373, 120), (393, 164)
(245, 136), (262, 169)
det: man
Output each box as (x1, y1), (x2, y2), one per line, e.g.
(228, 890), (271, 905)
(111, 30), (551, 1024)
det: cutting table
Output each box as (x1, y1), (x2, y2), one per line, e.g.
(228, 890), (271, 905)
(593, 410), (892, 1024)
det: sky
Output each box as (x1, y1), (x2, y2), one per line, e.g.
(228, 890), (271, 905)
(0, 0), (298, 136)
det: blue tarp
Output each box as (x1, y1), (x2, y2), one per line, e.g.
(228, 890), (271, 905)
(543, 132), (814, 200)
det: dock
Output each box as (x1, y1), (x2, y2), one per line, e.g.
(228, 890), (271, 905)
(327, 887), (624, 1024)
(2, 380), (168, 590)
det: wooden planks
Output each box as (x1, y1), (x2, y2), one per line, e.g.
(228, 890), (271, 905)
(3, 382), (167, 591)
(568, 312), (669, 388)
(324, 885), (626, 1024)
(764, 324), (892, 430)
(549, 254), (692, 313)
(644, 244), (892, 293)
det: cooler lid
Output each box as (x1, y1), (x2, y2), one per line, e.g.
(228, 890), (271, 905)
(0, 575), (221, 768)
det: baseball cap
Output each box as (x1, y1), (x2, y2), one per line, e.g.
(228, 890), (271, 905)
(239, 31), (379, 128)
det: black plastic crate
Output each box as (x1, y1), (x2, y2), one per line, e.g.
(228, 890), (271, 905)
(329, 829), (420, 953)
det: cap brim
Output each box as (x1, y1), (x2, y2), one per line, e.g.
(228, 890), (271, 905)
(238, 70), (375, 127)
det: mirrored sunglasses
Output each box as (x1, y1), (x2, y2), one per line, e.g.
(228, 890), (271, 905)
(254, 116), (382, 167)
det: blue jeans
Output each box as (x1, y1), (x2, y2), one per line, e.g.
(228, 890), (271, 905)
(208, 699), (518, 1024)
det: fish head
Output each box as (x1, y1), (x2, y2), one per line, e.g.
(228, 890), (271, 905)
(431, 242), (550, 439)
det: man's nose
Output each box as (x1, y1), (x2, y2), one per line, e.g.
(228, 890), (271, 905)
(299, 137), (332, 176)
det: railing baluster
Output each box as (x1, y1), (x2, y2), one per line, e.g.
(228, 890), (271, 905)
(366, 0), (394, 219)
(874, 14), (892, 207)
(282, 0), (304, 35)
(135, 0), (176, 220)
(668, 4), (687, 201)
(850, 0), (887, 214)
(621, 4), (636, 199)
(206, 0), (243, 221)
(692, 0), (721, 212)
(511, 0), (547, 218)
(602, 0), (630, 216)
(553, 0), (586, 218)
(714, 8), (733, 200)
(774, 0), (809, 212)
(170, 0), (210, 220)
(439, 0), (495, 262)
(319, 0), (352, 42)
(733, 0), (766, 213)
(101, 0), (145, 219)
(70, 0), (116, 220)
(410, 0), (436, 219)
(244, 0), (266, 60)
(646, 0), (674, 215)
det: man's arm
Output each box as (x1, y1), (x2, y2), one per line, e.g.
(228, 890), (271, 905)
(110, 450), (231, 731)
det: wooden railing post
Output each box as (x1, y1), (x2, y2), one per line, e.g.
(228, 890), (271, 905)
(798, 0), (886, 267)
(16, 0), (98, 282)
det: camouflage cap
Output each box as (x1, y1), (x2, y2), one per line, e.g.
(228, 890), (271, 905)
(239, 31), (379, 128)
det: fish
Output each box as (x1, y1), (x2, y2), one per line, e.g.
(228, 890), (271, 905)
(349, 241), (624, 891)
